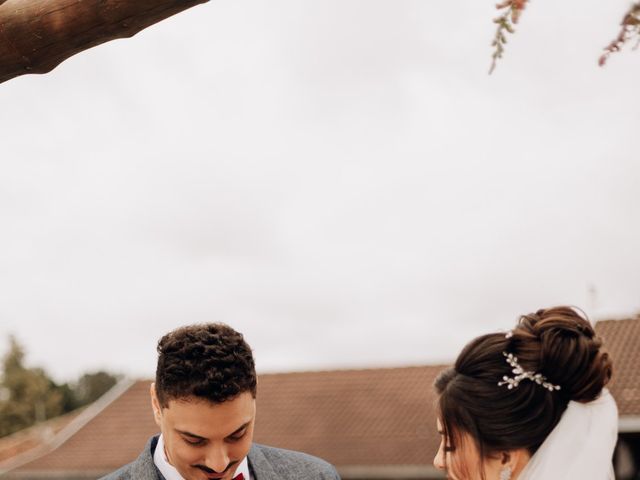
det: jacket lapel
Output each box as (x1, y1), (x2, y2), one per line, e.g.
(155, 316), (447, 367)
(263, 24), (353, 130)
(247, 444), (278, 480)
(129, 436), (165, 480)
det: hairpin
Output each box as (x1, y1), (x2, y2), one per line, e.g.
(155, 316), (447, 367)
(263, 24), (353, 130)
(498, 352), (561, 392)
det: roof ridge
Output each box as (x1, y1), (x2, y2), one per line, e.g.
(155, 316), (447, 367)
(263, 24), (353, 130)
(256, 364), (451, 376)
(0, 408), (83, 448)
(595, 314), (640, 325)
(0, 378), (136, 475)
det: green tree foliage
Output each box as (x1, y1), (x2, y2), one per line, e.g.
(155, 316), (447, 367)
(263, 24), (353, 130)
(0, 336), (65, 437)
(73, 371), (119, 406)
(0, 336), (120, 438)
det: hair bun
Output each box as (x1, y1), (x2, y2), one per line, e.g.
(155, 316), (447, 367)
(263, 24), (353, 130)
(515, 306), (612, 402)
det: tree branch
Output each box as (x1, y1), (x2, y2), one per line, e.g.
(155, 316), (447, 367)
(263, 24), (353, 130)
(0, 0), (208, 84)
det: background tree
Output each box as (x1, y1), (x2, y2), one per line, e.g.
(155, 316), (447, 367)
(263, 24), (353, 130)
(72, 371), (120, 407)
(0, 336), (120, 438)
(0, 336), (64, 437)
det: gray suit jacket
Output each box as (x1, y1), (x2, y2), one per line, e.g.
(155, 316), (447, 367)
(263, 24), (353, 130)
(99, 436), (340, 480)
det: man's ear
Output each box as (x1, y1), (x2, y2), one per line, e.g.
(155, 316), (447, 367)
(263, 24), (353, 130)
(150, 383), (162, 427)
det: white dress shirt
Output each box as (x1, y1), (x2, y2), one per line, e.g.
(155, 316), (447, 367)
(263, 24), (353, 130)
(153, 434), (251, 480)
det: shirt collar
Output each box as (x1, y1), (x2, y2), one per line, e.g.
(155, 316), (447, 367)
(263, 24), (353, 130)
(153, 434), (250, 480)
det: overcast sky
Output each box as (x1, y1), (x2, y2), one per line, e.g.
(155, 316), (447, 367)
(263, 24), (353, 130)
(1, 0), (639, 384)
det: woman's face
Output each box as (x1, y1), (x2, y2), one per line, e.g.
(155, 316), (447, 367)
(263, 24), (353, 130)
(433, 419), (506, 480)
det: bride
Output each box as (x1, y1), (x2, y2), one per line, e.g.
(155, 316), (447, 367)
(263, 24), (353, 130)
(433, 306), (618, 479)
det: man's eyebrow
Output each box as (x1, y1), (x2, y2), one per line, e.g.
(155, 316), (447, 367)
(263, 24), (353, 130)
(174, 422), (250, 441)
(175, 429), (208, 440)
(227, 422), (250, 437)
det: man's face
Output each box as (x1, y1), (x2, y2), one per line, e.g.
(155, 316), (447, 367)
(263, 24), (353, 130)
(151, 385), (256, 480)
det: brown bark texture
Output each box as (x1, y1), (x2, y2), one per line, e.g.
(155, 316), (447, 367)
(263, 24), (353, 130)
(0, 0), (208, 84)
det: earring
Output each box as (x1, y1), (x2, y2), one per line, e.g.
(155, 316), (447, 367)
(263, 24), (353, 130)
(500, 466), (512, 480)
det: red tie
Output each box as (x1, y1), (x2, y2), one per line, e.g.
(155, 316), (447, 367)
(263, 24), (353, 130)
(233, 474), (244, 480)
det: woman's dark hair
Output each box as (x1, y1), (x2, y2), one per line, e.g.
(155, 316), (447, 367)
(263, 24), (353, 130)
(434, 306), (612, 471)
(155, 323), (257, 407)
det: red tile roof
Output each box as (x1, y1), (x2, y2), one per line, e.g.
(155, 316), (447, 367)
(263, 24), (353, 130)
(4, 365), (445, 475)
(595, 315), (640, 416)
(253, 366), (444, 467)
(0, 409), (83, 466)
(7, 380), (156, 473)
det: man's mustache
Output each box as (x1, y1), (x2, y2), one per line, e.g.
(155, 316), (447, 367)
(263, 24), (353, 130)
(193, 461), (239, 474)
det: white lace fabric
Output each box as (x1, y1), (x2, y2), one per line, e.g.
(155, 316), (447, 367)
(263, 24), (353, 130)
(518, 388), (618, 480)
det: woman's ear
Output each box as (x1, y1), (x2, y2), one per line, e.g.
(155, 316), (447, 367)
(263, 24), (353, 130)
(501, 448), (531, 478)
(499, 452), (513, 480)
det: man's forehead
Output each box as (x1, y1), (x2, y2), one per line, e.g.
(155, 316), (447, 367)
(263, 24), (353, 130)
(163, 392), (255, 409)
(162, 392), (255, 427)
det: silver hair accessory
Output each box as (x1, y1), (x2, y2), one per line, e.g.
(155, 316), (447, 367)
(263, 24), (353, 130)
(505, 330), (514, 339)
(500, 465), (512, 480)
(498, 352), (561, 392)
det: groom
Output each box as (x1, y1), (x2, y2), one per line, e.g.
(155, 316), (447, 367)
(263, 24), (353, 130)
(100, 323), (340, 480)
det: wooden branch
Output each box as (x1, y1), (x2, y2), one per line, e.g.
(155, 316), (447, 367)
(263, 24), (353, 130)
(0, 0), (208, 84)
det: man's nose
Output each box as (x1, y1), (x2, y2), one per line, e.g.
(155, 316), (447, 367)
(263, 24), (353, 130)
(205, 445), (230, 473)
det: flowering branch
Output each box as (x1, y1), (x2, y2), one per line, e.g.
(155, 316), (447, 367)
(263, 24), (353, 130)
(599, 3), (640, 66)
(489, 0), (529, 74)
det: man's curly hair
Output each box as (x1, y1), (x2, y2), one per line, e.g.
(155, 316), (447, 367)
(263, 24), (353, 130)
(155, 323), (257, 407)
